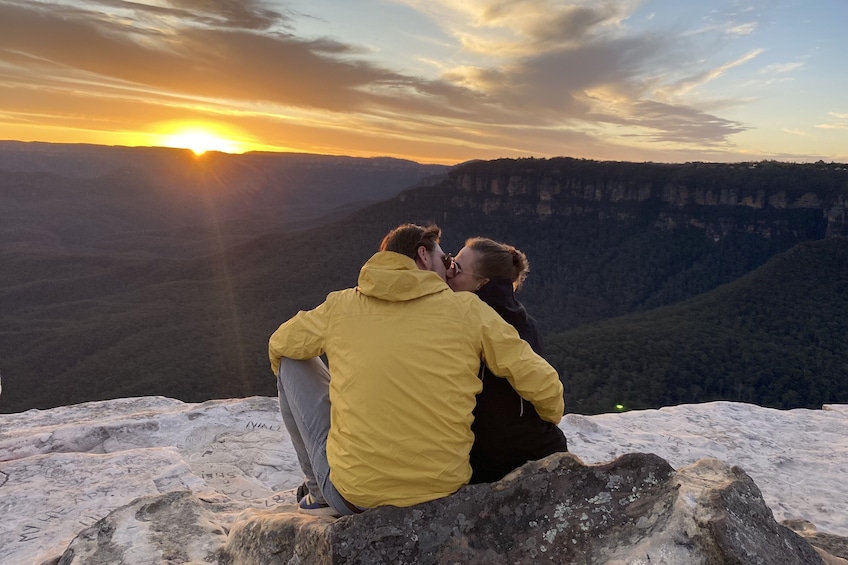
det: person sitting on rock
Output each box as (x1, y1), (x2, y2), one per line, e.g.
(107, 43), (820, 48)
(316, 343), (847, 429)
(269, 223), (565, 516)
(447, 237), (569, 483)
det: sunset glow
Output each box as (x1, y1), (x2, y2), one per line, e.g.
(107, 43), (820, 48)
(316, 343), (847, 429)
(0, 0), (846, 164)
(158, 124), (246, 156)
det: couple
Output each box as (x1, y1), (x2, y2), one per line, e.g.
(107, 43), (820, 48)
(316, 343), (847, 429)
(268, 223), (567, 517)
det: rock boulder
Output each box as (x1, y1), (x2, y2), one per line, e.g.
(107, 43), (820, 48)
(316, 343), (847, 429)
(220, 452), (827, 564)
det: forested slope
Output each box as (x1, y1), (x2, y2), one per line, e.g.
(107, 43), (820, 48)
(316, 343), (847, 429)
(545, 237), (848, 414)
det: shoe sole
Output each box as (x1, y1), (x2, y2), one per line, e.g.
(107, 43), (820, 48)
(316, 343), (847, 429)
(298, 506), (341, 518)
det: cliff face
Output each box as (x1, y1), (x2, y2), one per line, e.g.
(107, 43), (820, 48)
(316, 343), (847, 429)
(445, 159), (848, 240)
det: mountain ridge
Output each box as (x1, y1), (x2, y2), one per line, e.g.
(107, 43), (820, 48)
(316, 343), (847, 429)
(0, 141), (449, 257)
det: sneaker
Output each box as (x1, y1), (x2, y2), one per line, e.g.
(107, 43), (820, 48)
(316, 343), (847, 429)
(296, 481), (308, 503)
(298, 493), (340, 517)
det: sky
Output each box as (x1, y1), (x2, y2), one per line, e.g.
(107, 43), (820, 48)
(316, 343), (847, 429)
(2, 395), (847, 563)
(1, 0), (846, 164)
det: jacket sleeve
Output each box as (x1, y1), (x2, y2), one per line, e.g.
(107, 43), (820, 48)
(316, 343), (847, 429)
(268, 298), (332, 375)
(477, 303), (565, 423)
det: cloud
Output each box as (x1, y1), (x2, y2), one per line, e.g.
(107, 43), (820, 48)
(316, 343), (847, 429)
(783, 128), (811, 137)
(60, 0), (292, 31)
(814, 112), (848, 130)
(479, 1), (622, 46)
(656, 49), (765, 98)
(162, 0), (288, 29)
(0, 2), (398, 113)
(0, 0), (774, 160)
(725, 22), (757, 36)
(760, 62), (803, 74)
(393, 0), (758, 145)
(400, 0), (629, 56)
(601, 99), (748, 144)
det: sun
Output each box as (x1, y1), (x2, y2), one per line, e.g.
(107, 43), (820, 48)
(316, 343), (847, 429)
(157, 123), (246, 155)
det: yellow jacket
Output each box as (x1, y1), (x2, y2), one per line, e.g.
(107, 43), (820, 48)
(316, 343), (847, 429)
(269, 251), (564, 508)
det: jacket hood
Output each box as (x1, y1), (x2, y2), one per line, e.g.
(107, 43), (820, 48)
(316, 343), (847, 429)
(475, 278), (528, 328)
(475, 278), (545, 354)
(357, 251), (449, 302)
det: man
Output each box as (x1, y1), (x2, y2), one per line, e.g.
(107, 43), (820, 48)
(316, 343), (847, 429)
(269, 223), (564, 516)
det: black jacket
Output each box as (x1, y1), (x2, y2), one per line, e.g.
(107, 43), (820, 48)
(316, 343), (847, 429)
(469, 279), (568, 484)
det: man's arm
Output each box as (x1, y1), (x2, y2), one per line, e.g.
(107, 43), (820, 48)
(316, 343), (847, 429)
(477, 304), (564, 423)
(268, 299), (331, 375)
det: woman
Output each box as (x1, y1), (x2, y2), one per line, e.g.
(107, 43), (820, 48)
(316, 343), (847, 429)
(447, 237), (568, 483)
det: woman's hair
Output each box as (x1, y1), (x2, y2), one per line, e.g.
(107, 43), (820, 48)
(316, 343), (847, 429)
(380, 223), (441, 259)
(465, 237), (529, 290)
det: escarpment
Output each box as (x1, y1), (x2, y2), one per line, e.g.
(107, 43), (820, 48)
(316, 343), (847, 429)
(428, 158), (848, 240)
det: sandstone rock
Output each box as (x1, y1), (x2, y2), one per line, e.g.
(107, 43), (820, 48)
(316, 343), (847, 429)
(9, 398), (844, 564)
(55, 491), (235, 565)
(221, 452), (827, 564)
(0, 396), (302, 564)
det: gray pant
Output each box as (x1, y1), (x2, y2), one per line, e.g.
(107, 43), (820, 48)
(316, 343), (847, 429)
(276, 357), (361, 515)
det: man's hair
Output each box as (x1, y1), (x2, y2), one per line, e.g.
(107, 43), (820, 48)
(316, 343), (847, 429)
(380, 223), (441, 259)
(466, 237), (529, 290)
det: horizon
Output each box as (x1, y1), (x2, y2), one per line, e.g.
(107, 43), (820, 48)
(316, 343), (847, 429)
(4, 139), (848, 168)
(1, 1), (846, 166)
